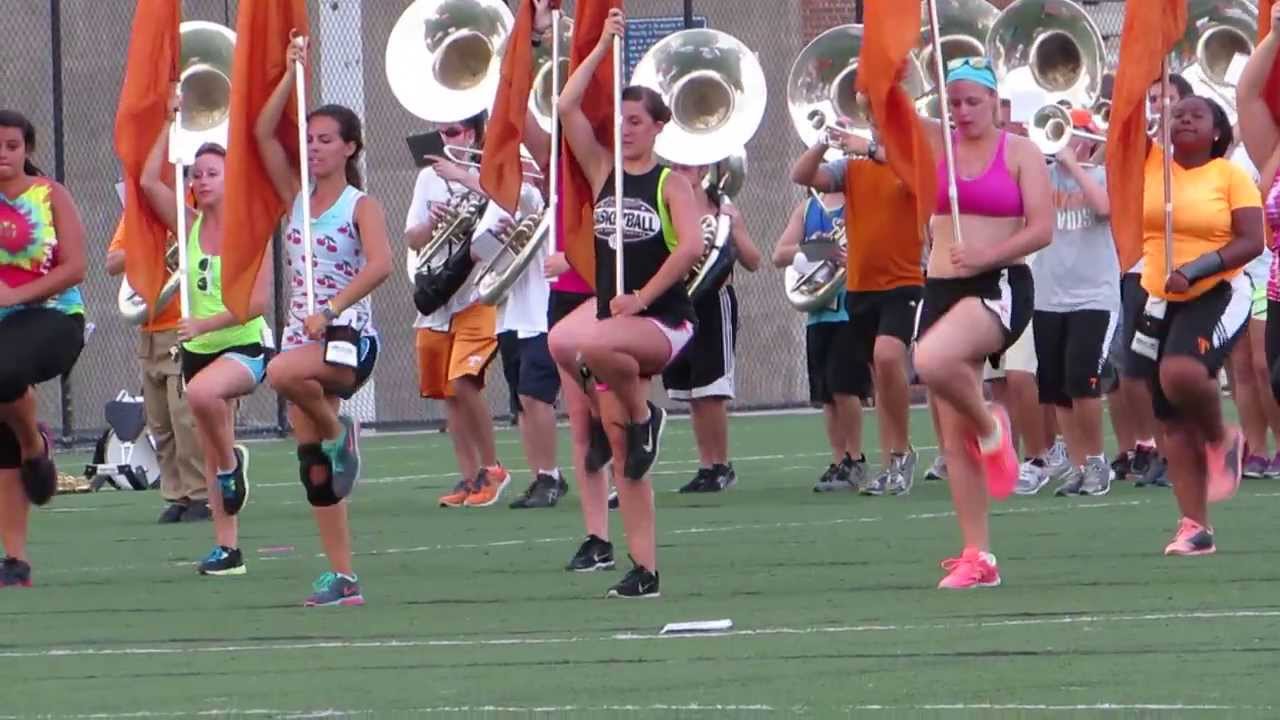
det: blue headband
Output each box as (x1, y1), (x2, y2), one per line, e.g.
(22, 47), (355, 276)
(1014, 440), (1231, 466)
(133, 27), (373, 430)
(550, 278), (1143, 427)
(945, 62), (998, 92)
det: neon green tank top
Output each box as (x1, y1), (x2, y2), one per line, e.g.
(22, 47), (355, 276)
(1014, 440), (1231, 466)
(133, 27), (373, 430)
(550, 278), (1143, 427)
(181, 213), (270, 355)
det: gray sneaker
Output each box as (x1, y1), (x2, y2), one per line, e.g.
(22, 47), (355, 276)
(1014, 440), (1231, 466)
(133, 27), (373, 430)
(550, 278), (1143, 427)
(861, 467), (888, 496)
(1053, 465), (1085, 496)
(1015, 458), (1051, 496)
(1045, 445), (1075, 485)
(815, 455), (863, 492)
(924, 455), (948, 481)
(303, 571), (364, 607)
(1079, 457), (1114, 496)
(887, 449), (917, 496)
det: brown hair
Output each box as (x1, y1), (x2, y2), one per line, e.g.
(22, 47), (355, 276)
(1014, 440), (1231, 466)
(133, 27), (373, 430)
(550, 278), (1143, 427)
(621, 86), (671, 124)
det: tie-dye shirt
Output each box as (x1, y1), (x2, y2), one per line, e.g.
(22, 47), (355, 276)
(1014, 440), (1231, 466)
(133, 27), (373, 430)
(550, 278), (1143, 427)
(0, 179), (84, 319)
(1266, 179), (1280, 303)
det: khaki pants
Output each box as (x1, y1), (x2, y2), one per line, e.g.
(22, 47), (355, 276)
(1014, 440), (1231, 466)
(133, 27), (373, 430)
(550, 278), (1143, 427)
(138, 330), (206, 503)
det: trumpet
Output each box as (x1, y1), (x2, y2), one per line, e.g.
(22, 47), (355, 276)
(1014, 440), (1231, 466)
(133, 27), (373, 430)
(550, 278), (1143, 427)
(441, 145), (544, 180)
(1028, 103), (1105, 157)
(412, 191), (488, 277)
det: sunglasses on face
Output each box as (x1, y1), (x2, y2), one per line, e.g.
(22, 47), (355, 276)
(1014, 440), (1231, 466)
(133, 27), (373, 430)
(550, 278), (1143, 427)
(441, 126), (466, 138)
(195, 256), (212, 294)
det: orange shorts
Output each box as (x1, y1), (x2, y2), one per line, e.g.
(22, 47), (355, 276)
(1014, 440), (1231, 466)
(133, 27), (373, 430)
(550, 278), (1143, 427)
(416, 303), (498, 399)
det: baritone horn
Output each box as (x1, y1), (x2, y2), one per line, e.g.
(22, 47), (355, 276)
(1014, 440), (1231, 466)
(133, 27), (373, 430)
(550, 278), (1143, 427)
(986, 0), (1105, 110)
(684, 150), (748, 302)
(476, 187), (551, 306)
(118, 21), (234, 324)
(1028, 103), (1106, 157)
(784, 201), (847, 313)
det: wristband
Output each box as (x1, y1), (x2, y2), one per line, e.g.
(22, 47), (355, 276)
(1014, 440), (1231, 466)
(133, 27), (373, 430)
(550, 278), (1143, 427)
(1175, 250), (1226, 285)
(321, 306), (339, 322)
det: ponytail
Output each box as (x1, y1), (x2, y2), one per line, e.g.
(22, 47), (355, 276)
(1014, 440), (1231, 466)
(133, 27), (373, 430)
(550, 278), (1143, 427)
(23, 160), (43, 177)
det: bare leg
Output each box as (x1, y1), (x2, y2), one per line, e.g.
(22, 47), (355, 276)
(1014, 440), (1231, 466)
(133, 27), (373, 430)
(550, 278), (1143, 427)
(873, 336), (912, 455)
(561, 367), (608, 539)
(914, 300), (1005, 441)
(935, 388), (991, 552)
(518, 396), (558, 471)
(444, 397), (480, 481)
(832, 393), (862, 459)
(601, 389), (656, 570)
(1107, 384), (1136, 455)
(1007, 370), (1047, 458)
(1164, 419), (1209, 525)
(1228, 331), (1267, 453)
(453, 376), (498, 467)
(822, 403), (843, 464)
(0, 470), (28, 561)
(690, 397), (729, 465)
(186, 359), (257, 549)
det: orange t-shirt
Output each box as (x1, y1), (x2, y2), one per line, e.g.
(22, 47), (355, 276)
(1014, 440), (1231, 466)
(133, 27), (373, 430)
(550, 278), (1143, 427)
(1141, 149), (1262, 301)
(844, 159), (925, 292)
(108, 219), (180, 332)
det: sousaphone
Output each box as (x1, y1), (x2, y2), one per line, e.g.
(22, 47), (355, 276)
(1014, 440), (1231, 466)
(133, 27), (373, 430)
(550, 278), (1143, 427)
(986, 0), (1105, 111)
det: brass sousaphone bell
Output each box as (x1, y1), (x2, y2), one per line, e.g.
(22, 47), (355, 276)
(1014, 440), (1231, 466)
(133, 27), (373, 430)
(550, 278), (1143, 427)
(914, 0), (1001, 114)
(1171, 0), (1259, 118)
(117, 21), (235, 325)
(986, 0), (1106, 112)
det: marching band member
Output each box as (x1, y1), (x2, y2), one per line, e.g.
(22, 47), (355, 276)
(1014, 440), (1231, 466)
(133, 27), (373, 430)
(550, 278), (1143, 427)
(549, 8), (702, 598)
(1128, 94), (1258, 556)
(404, 111), (512, 510)
(256, 37), (392, 606)
(138, 94), (273, 576)
(772, 191), (865, 492)
(1025, 110), (1119, 497)
(791, 111), (924, 496)
(666, 161), (761, 494)
(0, 110), (86, 588)
(913, 58), (1053, 589)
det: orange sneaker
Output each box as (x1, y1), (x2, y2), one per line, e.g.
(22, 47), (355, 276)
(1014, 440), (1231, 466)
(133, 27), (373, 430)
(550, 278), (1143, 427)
(1163, 517), (1216, 556)
(464, 466), (512, 507)
(937, 548), (1001, 590)
(967, 405), (1018, 501)
(437, 477), (473, 508)
(1205, 427), (1243, 504)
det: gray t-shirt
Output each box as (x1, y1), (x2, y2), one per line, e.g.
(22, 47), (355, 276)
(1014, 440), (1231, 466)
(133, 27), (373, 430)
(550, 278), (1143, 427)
(1034, 164), (1121, 313)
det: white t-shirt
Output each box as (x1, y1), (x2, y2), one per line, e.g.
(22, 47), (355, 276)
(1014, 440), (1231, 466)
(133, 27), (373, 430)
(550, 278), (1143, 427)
(404, 166), (506, 331)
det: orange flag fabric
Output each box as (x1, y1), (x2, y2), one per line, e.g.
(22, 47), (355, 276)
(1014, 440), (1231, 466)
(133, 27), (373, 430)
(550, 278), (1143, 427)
(1260, 1), (1280, 122)
(114, 0), (179, 321)
(560, 0), (624, 288)
(480, 0), (538, 214)
(1105, 0), (1187, 271)
(221, 0), (309, 322)
(856, 0), (936, 230)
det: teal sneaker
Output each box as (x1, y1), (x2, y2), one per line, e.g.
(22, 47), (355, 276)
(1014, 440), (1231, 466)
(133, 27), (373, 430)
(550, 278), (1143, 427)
(321, 416), (361, 499)
(219, 445), (250, 516)
(198, 546), (246, 576)
(304, 571), (364, 607)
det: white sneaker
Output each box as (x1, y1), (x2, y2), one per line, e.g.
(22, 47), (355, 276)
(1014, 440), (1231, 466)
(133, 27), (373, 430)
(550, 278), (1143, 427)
(1014, 458), (1051, 496)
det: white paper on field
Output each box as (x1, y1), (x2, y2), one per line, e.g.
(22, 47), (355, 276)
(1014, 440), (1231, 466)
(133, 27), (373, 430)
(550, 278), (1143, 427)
(660, 619), (734, 635)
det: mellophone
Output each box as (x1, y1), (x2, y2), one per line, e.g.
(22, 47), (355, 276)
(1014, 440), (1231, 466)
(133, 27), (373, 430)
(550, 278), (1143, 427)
(118, 0), (1260, 324)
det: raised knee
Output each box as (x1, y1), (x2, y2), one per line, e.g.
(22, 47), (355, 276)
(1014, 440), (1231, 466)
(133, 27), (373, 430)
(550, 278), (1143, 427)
(184, 383), (220, 415)
(266, 360), (295, 392)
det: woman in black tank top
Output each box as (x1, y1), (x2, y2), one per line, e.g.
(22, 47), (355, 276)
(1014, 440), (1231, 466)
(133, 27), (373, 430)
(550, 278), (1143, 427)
(547, 8), (704, 598)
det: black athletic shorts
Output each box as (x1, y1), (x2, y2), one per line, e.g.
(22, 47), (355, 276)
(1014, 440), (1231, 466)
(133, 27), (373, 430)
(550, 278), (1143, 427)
(0, 308), (84, 469)
(663, 285), (738, 400)
(1033, 309), (1118, 407)
(1125, 276), (1250, 421)
(847, 285), (922, 361)
(180, 343), (270, 384)
(1118, 272), (1147, 380)
(548, 290), (593, 329)
(917, 265), (1034, 367)
(806, 319), (871, 403)
(498, 331), (561, 408)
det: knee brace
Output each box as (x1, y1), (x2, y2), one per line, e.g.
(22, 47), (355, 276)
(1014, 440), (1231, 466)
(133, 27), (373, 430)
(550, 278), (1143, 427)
(298, 443), (340, 507)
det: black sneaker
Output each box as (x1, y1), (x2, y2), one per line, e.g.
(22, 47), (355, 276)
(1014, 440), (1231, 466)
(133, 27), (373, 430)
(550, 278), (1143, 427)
(157, 502), (187, 524)
(198, 546), (246, 576)
(1111, 451), (1133, 480)
(20, 425), (56, 506)
(605, 558), (660, 598)
(585, 415), (612, 474)
(181, 500), (212, 522)
(219, 445), (250, 517)
(704, 463), (737, 492)
(566, 534), (615, 572)
(607, 487), (619, 510)
(678, 467), (715, 493)
(623, 402), (665, 481)
(1130, 445), (1155, 482)
(1136, 454), (1170, 488)
(0, 557), (32, 588)
(510, 472), (569, 508)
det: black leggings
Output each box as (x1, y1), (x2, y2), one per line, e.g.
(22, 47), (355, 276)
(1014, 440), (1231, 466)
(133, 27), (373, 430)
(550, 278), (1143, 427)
(0, 308), (84, 403)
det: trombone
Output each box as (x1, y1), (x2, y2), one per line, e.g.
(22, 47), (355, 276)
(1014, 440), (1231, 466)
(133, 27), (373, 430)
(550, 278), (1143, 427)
(440, 145), (544, 180)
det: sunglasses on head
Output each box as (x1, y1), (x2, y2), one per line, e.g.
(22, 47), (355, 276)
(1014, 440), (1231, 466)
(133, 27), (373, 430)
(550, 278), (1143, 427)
(946, 56), (992, 71)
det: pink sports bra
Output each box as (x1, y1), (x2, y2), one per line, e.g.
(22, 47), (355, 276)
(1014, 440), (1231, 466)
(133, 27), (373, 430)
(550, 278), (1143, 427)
(936, 131), (1024, 218)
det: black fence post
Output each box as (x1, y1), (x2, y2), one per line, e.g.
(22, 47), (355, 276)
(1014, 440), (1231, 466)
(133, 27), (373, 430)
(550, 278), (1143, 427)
(855, 0), (864, 23)
(272, 229), (289, 436)
(683, 0), (693, 28)
(51, 0), (73, 443)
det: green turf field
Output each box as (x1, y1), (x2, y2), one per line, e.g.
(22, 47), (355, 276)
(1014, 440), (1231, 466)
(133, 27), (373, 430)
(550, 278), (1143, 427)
(5, 408), (1279, 718)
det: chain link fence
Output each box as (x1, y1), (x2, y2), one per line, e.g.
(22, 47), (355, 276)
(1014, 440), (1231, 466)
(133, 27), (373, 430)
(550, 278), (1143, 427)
(2, 0), (1130, 444)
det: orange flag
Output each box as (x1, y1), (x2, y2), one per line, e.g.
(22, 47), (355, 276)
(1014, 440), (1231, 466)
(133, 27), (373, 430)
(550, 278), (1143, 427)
(1105, 0), (1187, 271)
(114, 0), (179, 321)
(480, 0), (539, 214)
(856, 0), (936, 229)
(560, 0), (624, 289)
(1261, 1), (1280, 122)
(221, 0), (309, 322)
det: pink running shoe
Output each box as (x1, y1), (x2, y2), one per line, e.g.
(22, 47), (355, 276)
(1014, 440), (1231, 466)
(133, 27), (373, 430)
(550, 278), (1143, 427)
(1163, 517), (1215, 556)
(967, 405), (1018, 500)
(937, 548), (1001, 589)
(1205, 427), (1243, 504)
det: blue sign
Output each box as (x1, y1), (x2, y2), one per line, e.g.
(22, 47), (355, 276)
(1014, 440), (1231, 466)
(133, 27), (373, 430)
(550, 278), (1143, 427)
(625, 15), (709, 83)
